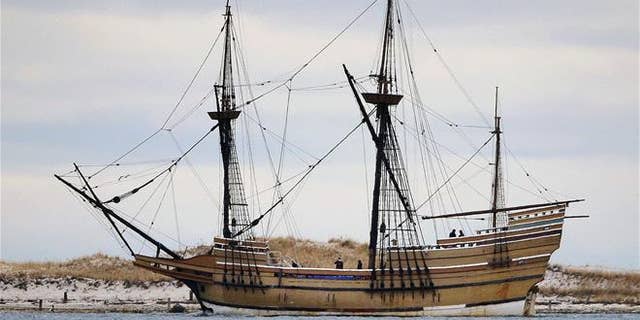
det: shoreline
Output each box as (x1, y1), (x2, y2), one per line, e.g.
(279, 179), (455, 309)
(1, 277), (638, 315)
(2, 302), (640, 315)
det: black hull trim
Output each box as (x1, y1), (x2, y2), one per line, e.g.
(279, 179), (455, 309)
(209, 274), (542, 292)
(200, 296), (423, 313)
(465, 296), (526, 307)
(199, 296), (529, 314)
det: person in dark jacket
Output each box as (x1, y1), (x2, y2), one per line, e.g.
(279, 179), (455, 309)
(334, 257), (344, 269)
(357, 260), (363, 269)
(449, 229), (457, 238)
(458, 230), (465, 237)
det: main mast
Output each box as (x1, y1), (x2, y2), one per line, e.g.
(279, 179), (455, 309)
(208, 1), (252, 239)
(366, 0), (397, 270)
(355, 0), (425, 277)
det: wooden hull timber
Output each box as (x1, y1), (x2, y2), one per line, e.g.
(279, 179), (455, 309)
(135, 254), (546, 316)
(132, 206), (564, 316)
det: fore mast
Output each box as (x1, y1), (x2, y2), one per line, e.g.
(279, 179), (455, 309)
(208, 1), (252, 240)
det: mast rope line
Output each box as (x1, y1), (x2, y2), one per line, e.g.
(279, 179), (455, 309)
(161, 24), (226, 129)
(390, 112), (492, 204)
(404, 115), (548, 203)
(124, 171), (171, 232)
(289, 75), (369, 92)
(243, 111), (319, 163)
(85, 0), (377, 181)
(401, 0), (490, 127)
(415, 133), (495, 212)
(83, 161), (174, 190)
(102, 124), (220, 205)
(76, 158), (177, 168)
(89, 25), (226, 179)
(110, 204), (187, 248)
(234, 0), (379, 110)
(166, 87), (216, 130)
(64, 187), (131, 255)
(387, 3), (464, 238)
(228, 18), (302, 239)
(502, 138), (565, 201)
(396, 1), (477, 236)
(138, 168), (175, 254)
(231, 110), (375, 238)
(168, 131), (221, 208)
(268, 79), (294, 235)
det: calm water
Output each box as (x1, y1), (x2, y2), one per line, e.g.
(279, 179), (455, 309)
(1, 312), (638, 320)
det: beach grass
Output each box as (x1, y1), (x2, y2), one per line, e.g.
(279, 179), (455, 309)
(0, 253), (167, 282)
(539, 264), (640, 304)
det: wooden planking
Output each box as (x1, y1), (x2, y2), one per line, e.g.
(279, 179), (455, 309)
(508, 204), (566, 218)
(404, 234), (560, 268)
(438, 223), (562, 245)
(510, 212), (564, 226)
(196, 271), (543, 313)
(135, 232), (561, 276)
(134, 251), (550, 313)
(212, 248), (270, 264)
(133, 228), (562, 314)
(214, 237), (270, 248)
(159, 254), (548, 291)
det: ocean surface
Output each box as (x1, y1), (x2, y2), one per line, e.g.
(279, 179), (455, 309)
(1, 312), (638, 320)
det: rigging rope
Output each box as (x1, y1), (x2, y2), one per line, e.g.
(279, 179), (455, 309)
(139, 168), (174, 253)
(161, 25), (226, 129)
(415, 134), (495, 212)
(391, 113), (492, 204)
(236, 0), (379, 109)
(503, 139), (559, 201)
(103, 125), (219, 204)
(89, 25), (226, 179)
(231, 111), (374, 238)
(168, 132), (221, 208)
(169, 169), (182, 246)
(401, 0), (491, 127)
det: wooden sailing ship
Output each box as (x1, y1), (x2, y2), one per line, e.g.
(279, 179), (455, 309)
(56, 0), (585, 316)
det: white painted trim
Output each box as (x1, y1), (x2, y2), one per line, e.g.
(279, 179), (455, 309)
(202, 298), (527, 316)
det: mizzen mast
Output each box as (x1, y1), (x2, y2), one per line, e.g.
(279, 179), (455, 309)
(208, 1), (252, 240)
(490, 86), (507, 229)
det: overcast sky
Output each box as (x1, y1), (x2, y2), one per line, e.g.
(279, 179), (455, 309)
(1, 0), (638, 269)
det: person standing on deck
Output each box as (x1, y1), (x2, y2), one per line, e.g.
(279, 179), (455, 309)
(357, 260), (363, 269)
(334, 257), (344, 269)
(449, 229), (457, 238)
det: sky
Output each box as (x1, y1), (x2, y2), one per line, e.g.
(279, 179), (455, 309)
(1, 0), (638, 269)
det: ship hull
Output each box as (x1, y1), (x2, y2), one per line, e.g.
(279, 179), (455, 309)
(135, 245), (551, 316)
(133, 206), (562, 316)
(183, 254), (544, 315)
(193, 275), (538, 316)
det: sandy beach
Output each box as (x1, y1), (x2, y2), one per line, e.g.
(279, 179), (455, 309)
(2, 266), (638, 314)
